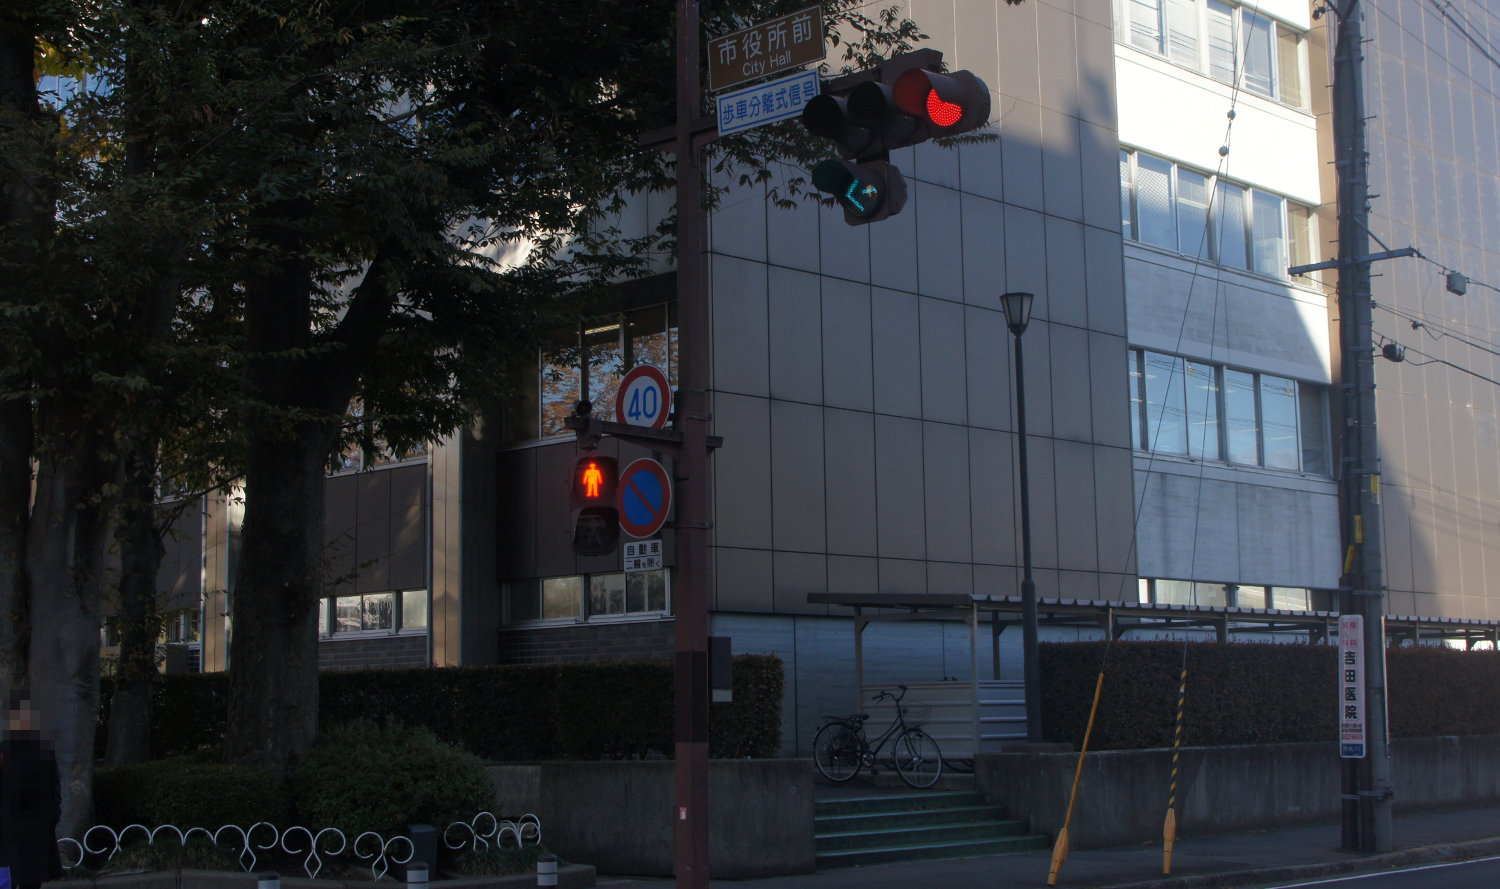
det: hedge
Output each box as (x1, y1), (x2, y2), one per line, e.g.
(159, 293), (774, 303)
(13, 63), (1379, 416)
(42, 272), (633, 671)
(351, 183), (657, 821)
(1041, 641), (1500, 750)
(95, 756), (289, 828)
(101, 654), (784, 761)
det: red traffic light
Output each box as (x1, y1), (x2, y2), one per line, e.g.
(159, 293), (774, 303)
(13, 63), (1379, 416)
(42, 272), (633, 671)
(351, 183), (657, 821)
(892, 69), (991, 135)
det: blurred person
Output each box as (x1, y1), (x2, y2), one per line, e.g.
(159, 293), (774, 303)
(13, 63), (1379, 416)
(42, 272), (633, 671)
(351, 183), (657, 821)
(0, 689), (62, 889)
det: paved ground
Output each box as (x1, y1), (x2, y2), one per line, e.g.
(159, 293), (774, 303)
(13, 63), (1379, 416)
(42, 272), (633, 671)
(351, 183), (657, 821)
(596, 803), (1500, 889)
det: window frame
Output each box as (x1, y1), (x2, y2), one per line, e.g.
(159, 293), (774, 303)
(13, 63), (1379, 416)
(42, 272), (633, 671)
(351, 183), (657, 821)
(1138, 578), (1318, 611)
(319, 588), (431, 639)
(1129, 348), (1332, 475)
(506, 569), (674, 626)
(1121, 149), (1314, 282)
(531, 301), (680, 442)
(1115, 0), (1308, 109)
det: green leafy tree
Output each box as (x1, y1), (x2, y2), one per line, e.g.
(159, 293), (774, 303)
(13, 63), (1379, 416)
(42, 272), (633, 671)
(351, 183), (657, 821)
(2, 0), (940, 827)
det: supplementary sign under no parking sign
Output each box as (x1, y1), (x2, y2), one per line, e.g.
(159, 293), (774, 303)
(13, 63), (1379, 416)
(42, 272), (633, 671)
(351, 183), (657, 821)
(623, 539), (664, 573)
(618, 458), (673, 539)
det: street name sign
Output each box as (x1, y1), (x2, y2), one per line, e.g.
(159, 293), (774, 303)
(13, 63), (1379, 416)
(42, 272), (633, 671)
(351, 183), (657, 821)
(708, 6), (824, 92)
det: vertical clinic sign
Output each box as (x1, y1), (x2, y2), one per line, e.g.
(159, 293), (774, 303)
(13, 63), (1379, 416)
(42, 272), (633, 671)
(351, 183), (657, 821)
(1339, 614), (1366, 759)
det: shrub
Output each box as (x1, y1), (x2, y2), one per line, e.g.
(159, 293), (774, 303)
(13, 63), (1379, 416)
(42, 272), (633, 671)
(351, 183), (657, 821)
(1387, 646), (1500, 736)
(554, 660), (674, 759)
(710, 654), (784, 758)
(319, 665), (561, 760)
(1041, 641), (1338, 749)
(290, 720), (492, 837)
(1040, 641), (1500, 750)
(123, 654), (785, 762)
(94, 757), (288, 828)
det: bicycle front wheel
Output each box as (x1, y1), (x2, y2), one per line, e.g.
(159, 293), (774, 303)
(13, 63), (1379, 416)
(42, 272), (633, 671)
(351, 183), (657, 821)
(813, 722), (863, 783)
(892, 729), (943, 789)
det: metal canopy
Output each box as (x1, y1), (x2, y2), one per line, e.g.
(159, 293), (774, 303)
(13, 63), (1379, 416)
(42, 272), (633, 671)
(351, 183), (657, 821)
(807, 592), (1500, 651)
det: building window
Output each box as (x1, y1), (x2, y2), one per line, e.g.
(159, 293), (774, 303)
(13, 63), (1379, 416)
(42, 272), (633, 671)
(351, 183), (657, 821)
(1139, 578), (1317, 610)
(1121, 149), (1316, 280)
(1128, 349), (1331, 474)
(332, 399), (429, 473)
(507, 569), (671, 624)
(1115, 0), (1306, 108)
(532, 302), (678, 439)
(320, 589), (428, 637)
(163, 609), (201, 644)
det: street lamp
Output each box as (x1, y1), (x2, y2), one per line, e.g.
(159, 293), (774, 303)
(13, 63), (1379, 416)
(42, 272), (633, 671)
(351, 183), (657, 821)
(1000, 291), (1042, 743)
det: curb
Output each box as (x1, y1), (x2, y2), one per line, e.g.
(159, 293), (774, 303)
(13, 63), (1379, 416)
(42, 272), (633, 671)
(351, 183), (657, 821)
(1098, 837), (1500, 889)
(45, 863), (597, 889)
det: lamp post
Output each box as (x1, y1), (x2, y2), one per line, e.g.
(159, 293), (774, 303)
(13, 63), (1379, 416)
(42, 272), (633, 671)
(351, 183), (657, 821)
(1000, 291), (1043, 743)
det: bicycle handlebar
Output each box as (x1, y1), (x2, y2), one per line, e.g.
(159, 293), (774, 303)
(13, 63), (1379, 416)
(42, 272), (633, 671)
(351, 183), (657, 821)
(871, 684), (910, 703)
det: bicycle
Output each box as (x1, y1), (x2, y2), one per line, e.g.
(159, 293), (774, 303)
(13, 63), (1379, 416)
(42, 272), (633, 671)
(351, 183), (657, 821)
(813, 685), (943, 789)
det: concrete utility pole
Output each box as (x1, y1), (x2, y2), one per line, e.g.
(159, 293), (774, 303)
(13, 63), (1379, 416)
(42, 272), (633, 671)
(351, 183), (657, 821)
(1329, 0), (1394, 854)
(670, 0), (713, 885)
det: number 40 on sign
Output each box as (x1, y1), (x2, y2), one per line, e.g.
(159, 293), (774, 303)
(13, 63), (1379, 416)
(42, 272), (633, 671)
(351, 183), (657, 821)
(616, 364), (672, 430)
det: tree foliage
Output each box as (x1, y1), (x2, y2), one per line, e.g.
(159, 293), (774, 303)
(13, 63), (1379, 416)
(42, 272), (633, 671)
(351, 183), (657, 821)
(1, 0), (942, 827)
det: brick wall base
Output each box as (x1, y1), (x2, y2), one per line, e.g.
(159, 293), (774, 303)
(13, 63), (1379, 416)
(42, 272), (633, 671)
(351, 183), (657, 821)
(497, 620), (675, 664)
(318, 633), (429, 671)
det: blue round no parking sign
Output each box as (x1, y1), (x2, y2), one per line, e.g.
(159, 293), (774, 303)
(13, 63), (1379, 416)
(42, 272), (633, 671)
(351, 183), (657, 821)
(617, 458), (673, 538)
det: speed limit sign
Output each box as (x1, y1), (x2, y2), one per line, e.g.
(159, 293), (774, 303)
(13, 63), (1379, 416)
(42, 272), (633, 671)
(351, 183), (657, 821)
(616, 364), (672, 429)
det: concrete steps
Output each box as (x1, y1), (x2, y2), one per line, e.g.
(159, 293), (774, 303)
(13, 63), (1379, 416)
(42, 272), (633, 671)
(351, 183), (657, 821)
(814, 788), (1050, 868)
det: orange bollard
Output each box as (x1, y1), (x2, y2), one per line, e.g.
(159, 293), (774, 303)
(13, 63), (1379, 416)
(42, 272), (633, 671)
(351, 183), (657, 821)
(1047, 671), (1105, 887)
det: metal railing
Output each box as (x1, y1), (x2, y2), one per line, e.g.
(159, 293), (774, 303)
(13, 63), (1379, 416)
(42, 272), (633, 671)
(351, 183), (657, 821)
(59, 810), (542, 880)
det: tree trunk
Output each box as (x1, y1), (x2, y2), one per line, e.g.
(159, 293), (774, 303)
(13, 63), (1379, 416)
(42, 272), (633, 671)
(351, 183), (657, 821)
(26, 426), (109, 840)
(223, 420), (330, 771)
(223, 201), (334, 773)
(0, 399), (30, 694)
(0, 0), (49, 697)
(104, 444), (164, 766)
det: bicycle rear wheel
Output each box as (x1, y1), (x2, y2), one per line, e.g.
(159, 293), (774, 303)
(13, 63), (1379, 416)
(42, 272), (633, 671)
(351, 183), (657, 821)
(892, 729), (942, 789)
(813, 723), (863, 783)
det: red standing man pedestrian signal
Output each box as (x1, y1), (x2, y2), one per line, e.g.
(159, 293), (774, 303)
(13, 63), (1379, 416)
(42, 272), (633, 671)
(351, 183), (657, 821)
(570, 456), (619, 556)
(583, 461), (605, 498)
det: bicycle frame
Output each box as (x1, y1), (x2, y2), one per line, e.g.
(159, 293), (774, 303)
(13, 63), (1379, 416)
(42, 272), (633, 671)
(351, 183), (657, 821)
(814, 685), (944, 788)
(843, 690), (918, 762)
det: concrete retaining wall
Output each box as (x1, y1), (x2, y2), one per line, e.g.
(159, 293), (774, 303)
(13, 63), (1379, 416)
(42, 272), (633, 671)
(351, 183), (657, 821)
(487, 759), (814, 878)
(977, 735), (1500, 848)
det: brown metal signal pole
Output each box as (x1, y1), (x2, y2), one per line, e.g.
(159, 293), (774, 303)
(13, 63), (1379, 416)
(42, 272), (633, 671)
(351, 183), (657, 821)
(671, 0), (712, 886)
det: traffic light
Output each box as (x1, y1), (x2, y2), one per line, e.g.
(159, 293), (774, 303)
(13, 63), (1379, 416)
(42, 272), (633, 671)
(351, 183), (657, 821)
(890, 68), (991, 137)
(570, 455), (619, 556)
(800, 53), (991, 225)
(811, 158), (908, 225)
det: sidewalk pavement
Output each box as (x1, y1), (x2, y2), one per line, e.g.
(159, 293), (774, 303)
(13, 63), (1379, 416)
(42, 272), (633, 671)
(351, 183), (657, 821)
(595, 804), (1500, 889)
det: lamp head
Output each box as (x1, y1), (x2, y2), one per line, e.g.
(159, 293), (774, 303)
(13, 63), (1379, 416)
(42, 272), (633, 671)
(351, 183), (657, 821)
(1000, 291), (1034, 336)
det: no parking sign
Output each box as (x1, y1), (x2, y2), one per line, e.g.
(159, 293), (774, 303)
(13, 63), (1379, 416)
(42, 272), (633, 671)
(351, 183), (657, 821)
(618, 458), (673, 538)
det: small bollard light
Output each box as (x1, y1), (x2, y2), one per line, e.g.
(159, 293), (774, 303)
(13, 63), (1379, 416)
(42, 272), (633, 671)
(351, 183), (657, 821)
(258, 874), (281, 889)
(537, 851), (559, 888)
(406, 861), (429, 888)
